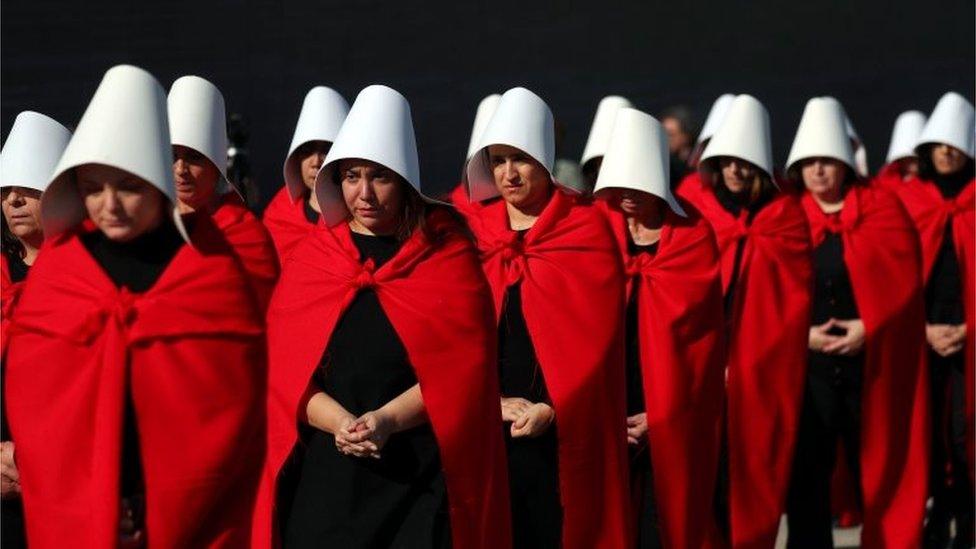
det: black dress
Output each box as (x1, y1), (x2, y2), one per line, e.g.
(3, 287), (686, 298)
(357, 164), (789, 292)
(786, 222), (863, 549)
(283, 232), (450, 549)
(498, 232), (562, 549)
(1, 251), (29, 549)
(923, 167), (975, 548)
(81, 220), (186, 543)
(625, 240), (662, 549)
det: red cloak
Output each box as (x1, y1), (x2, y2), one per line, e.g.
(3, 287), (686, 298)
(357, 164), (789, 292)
(462, 190), (631, 549)
(871, 161), (911, 191)
(445, 181), (483, 218)
(602, 201), (726, 548)
(212, 192), (280, 312)
(889, 177), (975, 477)
(801, 186), (929, 547)
(253, 208), (512, 549)
(1, 254), (24, 355)
(679, 180), (813, 548)
(5, 218), (266, 548)
(261, 186), (317, 263)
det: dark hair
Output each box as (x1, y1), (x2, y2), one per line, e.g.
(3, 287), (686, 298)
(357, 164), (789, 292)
(703, 157), (777, 207)
(661, 105), (700, 137)
(916, 144), (976, 181)
(1, 213), (25, 259)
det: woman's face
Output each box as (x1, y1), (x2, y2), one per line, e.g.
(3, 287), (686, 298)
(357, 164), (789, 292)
(930, 143), (969, 175)
(1, 186), (43, 241)
(339, 158), (404, 236)
(488, 144), (552, 212)
(297, 141), (331, 192)
(801, 157), (848, 201)
(602, 188), (663, 220)
(173, 145), (220, 210)
(718, 157), (758, 194)
(76, 164), (166, 242)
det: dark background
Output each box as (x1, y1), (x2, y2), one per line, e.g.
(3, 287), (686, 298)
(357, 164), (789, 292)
(2, 0), (973, 208)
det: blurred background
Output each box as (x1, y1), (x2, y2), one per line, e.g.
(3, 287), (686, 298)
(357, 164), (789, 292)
(2, 0), (973, 209)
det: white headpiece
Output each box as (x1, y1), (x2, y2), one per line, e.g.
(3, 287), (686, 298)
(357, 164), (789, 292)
(283, 86), (349, 201)
(0, 111), (71, 192)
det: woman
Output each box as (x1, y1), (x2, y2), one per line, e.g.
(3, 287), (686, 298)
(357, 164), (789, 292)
(445, 93), (500, 216)
(888, 91), (975, 548)
(677, 94), (813, 548)
(4, 65), (265, 548)
(593, 108), (725, 548)
(168, 75), (279, 310)
(0, 110), (71, 549)
(262, 86), (348, 261)
(785, 97), (929, 548)
(462, 87), (630, 549)
(874, 110), (926, 189)
(254, 85), (511, 549)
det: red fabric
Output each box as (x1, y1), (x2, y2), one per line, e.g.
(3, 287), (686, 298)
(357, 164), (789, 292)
(679, 181), (813, 548)
(462, 190), (631, 549)
(253, 209), (512, 549)
(871, 161), (910, 191)
(802, 186), (930, 547)
(889, 177), (976, 478)
(4, 218), (266, 548)
(261, 186), (317, 263)
(446, 181), (483, 218)
(0, 254), (24, 355)
(212, 192), (280, 312)
(602, 201), (726, 548)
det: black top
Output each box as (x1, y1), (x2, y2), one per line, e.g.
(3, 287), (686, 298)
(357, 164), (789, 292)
(625, 240), (659, 416)
(497, 230), (562, 549)
(283, 232), (450, 549)
(4, 252), (28, 283)
(809, 230), (863, 369)
(925, 169), (970, 324)
(81, 221), (185, 293)
(303, 196), (319, 224)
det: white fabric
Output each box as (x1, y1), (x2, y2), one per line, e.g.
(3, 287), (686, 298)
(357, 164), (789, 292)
(786, 96), (856, 175)
(700, 94), (775, 178)
(315, 85), (440, 227)
(593, 108), (686, 217)
(168, 75), (233, 195)
(885, 110), (927, 163)
(466, 94), (502, 159)
(581, 95), (633, 167)
(689, 93), (735, 166)
(42, 65), (188, 241)
(465, 87), (557, 202)
(0, 111), (71, 192)
(821, 97), (869, 177)
(284, 86), (349, 200)
(916, 91), (975, 159)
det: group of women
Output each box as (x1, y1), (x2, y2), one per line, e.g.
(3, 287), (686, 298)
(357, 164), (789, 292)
(0, 63), (972, 549)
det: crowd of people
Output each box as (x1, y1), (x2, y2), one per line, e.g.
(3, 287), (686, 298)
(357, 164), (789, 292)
(0, 63), (973, 549)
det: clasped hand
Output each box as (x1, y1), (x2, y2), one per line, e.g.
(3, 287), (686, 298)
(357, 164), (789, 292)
(334, 410), (393, 459)
(808, 318), (865, 356)
(500, 397), (555, 438)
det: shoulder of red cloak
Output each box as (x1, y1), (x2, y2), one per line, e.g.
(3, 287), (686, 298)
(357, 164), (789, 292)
(676, 170), (702, 196)
(213, 193), (281, 311)
(0, 253), (10, 291)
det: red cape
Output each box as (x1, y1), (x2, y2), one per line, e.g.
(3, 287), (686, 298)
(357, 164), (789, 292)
(1, 254), (24, 355)
(679, 180), (813, 548)
(5, 218), (266, 548)
(802, 186), (930, 547)
(253, 209), (512, 549)
(889, 177), (976, 478)
(261, 186), (318, 263)
(462, 190), (631, 549)
(602, 201), (726, 548)
(871, 161), (911, 191)
(446, 182), (483, 218)
(212, 193), (280, 312)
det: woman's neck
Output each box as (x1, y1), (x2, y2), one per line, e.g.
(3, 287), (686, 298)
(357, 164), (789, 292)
(506, 190), (552, 231)
(306, 188), (322, 213)
(19, 233), (43, 265)
(811, 187), (846, 214)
